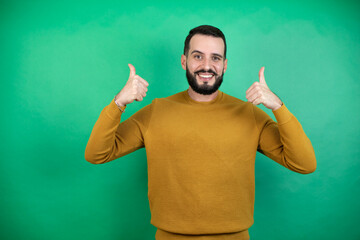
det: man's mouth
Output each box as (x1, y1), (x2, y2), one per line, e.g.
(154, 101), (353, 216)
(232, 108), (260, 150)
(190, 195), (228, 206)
(198, 73), (214, 79)
(196, 71), (216, 82)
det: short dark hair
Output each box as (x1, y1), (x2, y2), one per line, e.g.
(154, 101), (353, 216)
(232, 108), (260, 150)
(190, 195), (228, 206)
(184, 25), (227, 58)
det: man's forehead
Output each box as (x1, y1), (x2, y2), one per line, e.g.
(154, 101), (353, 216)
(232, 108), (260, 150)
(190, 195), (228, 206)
(189, 34), (225, 56)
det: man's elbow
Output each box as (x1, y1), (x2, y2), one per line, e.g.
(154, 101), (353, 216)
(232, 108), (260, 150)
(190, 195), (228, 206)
(302, 165), (316, 174)
(84, 149), (108, 164)
(300, 157), (317, 174)
(286, 154), (317, 174)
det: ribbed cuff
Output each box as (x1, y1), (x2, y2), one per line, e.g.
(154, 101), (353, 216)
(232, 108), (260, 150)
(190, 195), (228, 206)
(272, 103), (293, 125)
(105, 99), (124, 120)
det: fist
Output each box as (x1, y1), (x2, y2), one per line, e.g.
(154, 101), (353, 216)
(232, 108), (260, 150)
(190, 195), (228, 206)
(115, 64), (149, 106)
(245, 67), (282, 111)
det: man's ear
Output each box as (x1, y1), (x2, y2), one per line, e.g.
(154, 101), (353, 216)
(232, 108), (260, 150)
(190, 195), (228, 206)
(223, 58), (228, 73)
(181, 54), (187, 70)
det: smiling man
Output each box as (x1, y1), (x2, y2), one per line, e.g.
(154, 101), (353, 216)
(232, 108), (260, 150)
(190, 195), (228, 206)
(85, 25), (316, 240)
(183, 33), (227, 98)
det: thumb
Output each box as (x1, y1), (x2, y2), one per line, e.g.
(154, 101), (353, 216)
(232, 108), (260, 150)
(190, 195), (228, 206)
(259, 66), (266, 85)
(128, 63), (136, 78)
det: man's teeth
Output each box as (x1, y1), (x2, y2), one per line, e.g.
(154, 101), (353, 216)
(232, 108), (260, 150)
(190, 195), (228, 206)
(199, 74), (213, 78)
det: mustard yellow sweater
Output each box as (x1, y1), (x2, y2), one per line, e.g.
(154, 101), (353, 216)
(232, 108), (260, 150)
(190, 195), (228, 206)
(85, 90), (316, 239)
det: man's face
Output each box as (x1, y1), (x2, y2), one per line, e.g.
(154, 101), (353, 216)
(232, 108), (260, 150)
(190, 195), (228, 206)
(181, 34), (228, 95)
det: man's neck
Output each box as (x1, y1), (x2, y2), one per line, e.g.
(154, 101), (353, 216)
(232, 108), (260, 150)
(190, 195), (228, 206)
(187, 88), (219, 102)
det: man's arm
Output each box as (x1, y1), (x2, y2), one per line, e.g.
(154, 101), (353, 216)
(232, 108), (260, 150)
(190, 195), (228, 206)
(84, 64), (150, 164)
(253, 104), (316, 174)
(246, 67), (316, 174)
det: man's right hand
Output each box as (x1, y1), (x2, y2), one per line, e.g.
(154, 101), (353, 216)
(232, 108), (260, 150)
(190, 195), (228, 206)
(114, 64), (149, 106)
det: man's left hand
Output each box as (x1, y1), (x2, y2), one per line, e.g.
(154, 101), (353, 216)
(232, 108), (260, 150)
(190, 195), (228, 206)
(245, 67), (283, 111)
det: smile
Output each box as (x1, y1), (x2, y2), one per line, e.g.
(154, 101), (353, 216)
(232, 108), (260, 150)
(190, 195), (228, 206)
(198, 73), (213, 79)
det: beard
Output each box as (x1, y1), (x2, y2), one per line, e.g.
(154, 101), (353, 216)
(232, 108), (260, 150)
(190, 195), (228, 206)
(186, 66), (224, 95)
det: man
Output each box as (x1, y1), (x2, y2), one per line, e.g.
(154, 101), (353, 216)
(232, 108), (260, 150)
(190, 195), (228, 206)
(85, 25), (316, 240)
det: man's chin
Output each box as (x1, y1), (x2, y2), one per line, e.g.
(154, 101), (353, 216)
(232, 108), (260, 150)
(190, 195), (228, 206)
(186, 69), (223, 95)
(189, 79), (222, 95)
(197, 81), (215, 87)
(193, 86), (219, 95)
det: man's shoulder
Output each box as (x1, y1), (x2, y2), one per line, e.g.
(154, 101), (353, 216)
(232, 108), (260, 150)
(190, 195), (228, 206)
(163, 91), (187, 101)
(220, 91), (246, 105)
(151, 90), (187, 105)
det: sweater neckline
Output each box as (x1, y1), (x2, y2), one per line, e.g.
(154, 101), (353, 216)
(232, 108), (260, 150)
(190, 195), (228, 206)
(183, 90), (223, 105)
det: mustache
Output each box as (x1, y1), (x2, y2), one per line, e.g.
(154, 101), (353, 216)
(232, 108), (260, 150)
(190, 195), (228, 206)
(194, 69), (217, 76)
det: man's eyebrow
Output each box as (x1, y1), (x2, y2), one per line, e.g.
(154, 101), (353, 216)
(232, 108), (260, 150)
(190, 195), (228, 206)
(190, 50), (223, 59)
(191, 50), (203, 55)
(212, 53), (223, 59)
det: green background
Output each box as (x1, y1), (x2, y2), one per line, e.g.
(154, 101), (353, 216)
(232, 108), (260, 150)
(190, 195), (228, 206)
(1, 0), (359, 239)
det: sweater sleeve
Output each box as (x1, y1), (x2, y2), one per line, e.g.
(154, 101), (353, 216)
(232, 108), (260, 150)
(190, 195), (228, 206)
(253, 104), (317, 174)
(84, 99), (153, 164)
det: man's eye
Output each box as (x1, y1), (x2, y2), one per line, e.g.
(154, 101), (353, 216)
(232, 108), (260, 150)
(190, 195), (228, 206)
(194, 55), (201, 59)
(213, 56), (220, 61)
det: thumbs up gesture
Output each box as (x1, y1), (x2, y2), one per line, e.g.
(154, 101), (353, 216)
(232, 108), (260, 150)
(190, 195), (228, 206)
(245, 67), (283, 111)
(114, 64), (149, 107)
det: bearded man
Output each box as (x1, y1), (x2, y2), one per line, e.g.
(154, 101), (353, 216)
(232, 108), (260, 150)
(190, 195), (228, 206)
(85, 25), (316, 240)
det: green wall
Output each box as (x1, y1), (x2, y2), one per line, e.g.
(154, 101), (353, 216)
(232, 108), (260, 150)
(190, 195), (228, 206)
(1, 0), (359, 239)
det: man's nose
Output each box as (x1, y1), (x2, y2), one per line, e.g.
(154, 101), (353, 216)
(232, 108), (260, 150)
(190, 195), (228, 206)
(203, 57), (211, 70)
